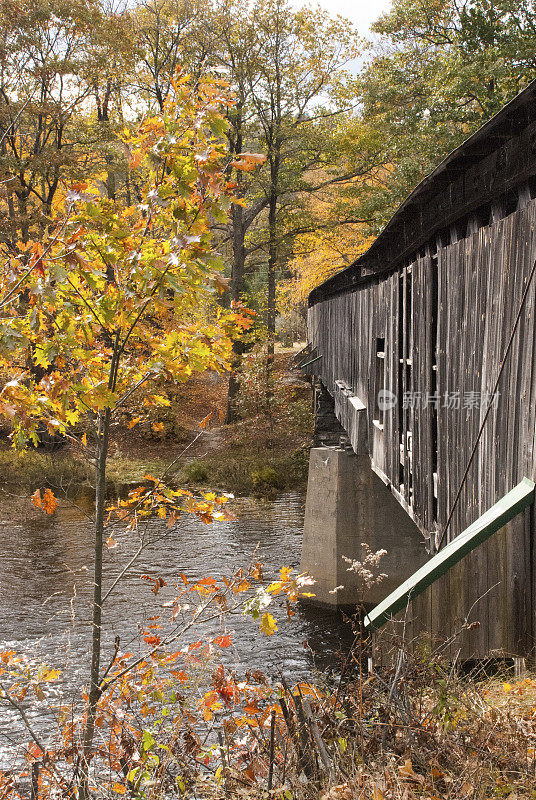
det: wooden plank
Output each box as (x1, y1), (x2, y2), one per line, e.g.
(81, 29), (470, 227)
(364, 478), (534, 631)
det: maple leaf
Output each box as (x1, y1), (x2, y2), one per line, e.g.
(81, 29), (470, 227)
(213, 634), (232, 648)
(259, 612), (278, 636)
(42, 489), (59, 515)
(143, 634), (162, 646)
(31, 488), (58, 515)
(231, 152), (266, 172)
(213, 272), (230, 295)
(31, 489), (42, 510)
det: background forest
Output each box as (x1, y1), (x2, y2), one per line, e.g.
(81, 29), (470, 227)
(4, 0), (536, 359)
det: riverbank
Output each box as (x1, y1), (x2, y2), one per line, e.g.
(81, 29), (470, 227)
(203, 636), (536, 800)
(0, 348), (313, 503)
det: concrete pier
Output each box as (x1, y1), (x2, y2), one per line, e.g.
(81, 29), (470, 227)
(300, 446), (428, 608)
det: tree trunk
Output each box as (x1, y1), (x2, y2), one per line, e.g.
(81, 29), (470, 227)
(80, 406), (110, 798)
(225, 107), (247, 425)
(81, 335), (119, 798)
(265, 184), (277, 425)
(267, 184), (277, 359)
(225, 200), (247, 424)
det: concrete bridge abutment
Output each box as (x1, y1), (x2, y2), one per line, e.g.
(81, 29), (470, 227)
(300, 445), (428, 609)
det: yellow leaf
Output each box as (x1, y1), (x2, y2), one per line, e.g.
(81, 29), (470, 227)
(503, 682), (513, 693)
(81, 433), (87, 447)
(260, 612), (278, 636)
(152, 422), (165, 433)
(112, 783), (126, 795)
(66, 409), (79, 425)
(127, 417), (141, 429)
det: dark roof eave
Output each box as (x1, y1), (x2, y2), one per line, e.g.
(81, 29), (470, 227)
(309, 78), (536, 307)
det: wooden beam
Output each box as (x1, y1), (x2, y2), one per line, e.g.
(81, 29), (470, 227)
(364, 478), (535, 631)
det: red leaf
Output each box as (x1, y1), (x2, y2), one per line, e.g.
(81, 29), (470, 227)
(213, 634), (232, 649)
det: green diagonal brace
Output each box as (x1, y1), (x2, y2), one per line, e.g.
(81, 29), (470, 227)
(364, 477), (535, 631)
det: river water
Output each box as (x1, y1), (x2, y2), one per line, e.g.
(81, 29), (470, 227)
(0, 491), (353, 755)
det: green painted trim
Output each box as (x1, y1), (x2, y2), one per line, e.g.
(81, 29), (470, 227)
(364, 477), (535, 631)
(298, 354), (323, 370)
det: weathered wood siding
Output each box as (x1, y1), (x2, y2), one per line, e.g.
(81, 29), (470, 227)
(308, 199), (536, 549)
(308, 197), (536, 657)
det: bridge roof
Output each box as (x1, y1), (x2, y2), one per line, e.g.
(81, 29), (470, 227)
(309, 78), (536, 306)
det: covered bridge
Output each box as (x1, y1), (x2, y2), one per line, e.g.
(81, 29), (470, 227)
(301, 79), (536, 660)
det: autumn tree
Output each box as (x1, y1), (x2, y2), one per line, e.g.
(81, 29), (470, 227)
(133, 0), (208, 112)
(84, 0), (138, 203)
(0, 0), (112, 245)
(0, 73), (258, 794)
(355, 0), (536, 233)
(190, 0), (378, 418)
(283, 190), (375, 315)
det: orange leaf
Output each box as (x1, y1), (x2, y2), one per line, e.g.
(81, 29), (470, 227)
(42, 488), (58, 515)
(213, 634), (232, 648)
(31, 489), (42, 510)
(231, 152), (266, 172)
(32, 488), (58, 514)
(399, 759), (424, 784)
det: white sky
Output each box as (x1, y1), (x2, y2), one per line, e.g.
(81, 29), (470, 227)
(296, 0), (392, 35)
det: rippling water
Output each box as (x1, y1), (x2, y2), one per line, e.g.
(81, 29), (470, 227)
(0, 491), (353, 755)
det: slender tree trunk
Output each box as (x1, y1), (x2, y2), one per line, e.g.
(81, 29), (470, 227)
(265, 184), (277, 428)
(265, 33), (282, 417)
(225, 201), (247, 424)
(17, 192), (29, 243)
(80, 407), (110, 798)
(225, 106), (246, 424)
(267, 184), (277, 359)
(81, 335), (119, 798)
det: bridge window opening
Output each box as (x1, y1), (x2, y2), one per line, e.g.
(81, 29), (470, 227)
(502, 187), (518, 217)
(437, 228), (450, 249)
(406, 266), (413, 505)
(466, 214), (479, 236)
(399, 263), (414, 503)
(517, 183), (531, 209)
(528, 175), (536, 199)
(491, 198), (505, 224)
(431, 253), (439, 523)
(374, 336), (386, 428)
(450, 219), (467, 243)
(398, 272), (404, 490)
(475, 203), (491, 229)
